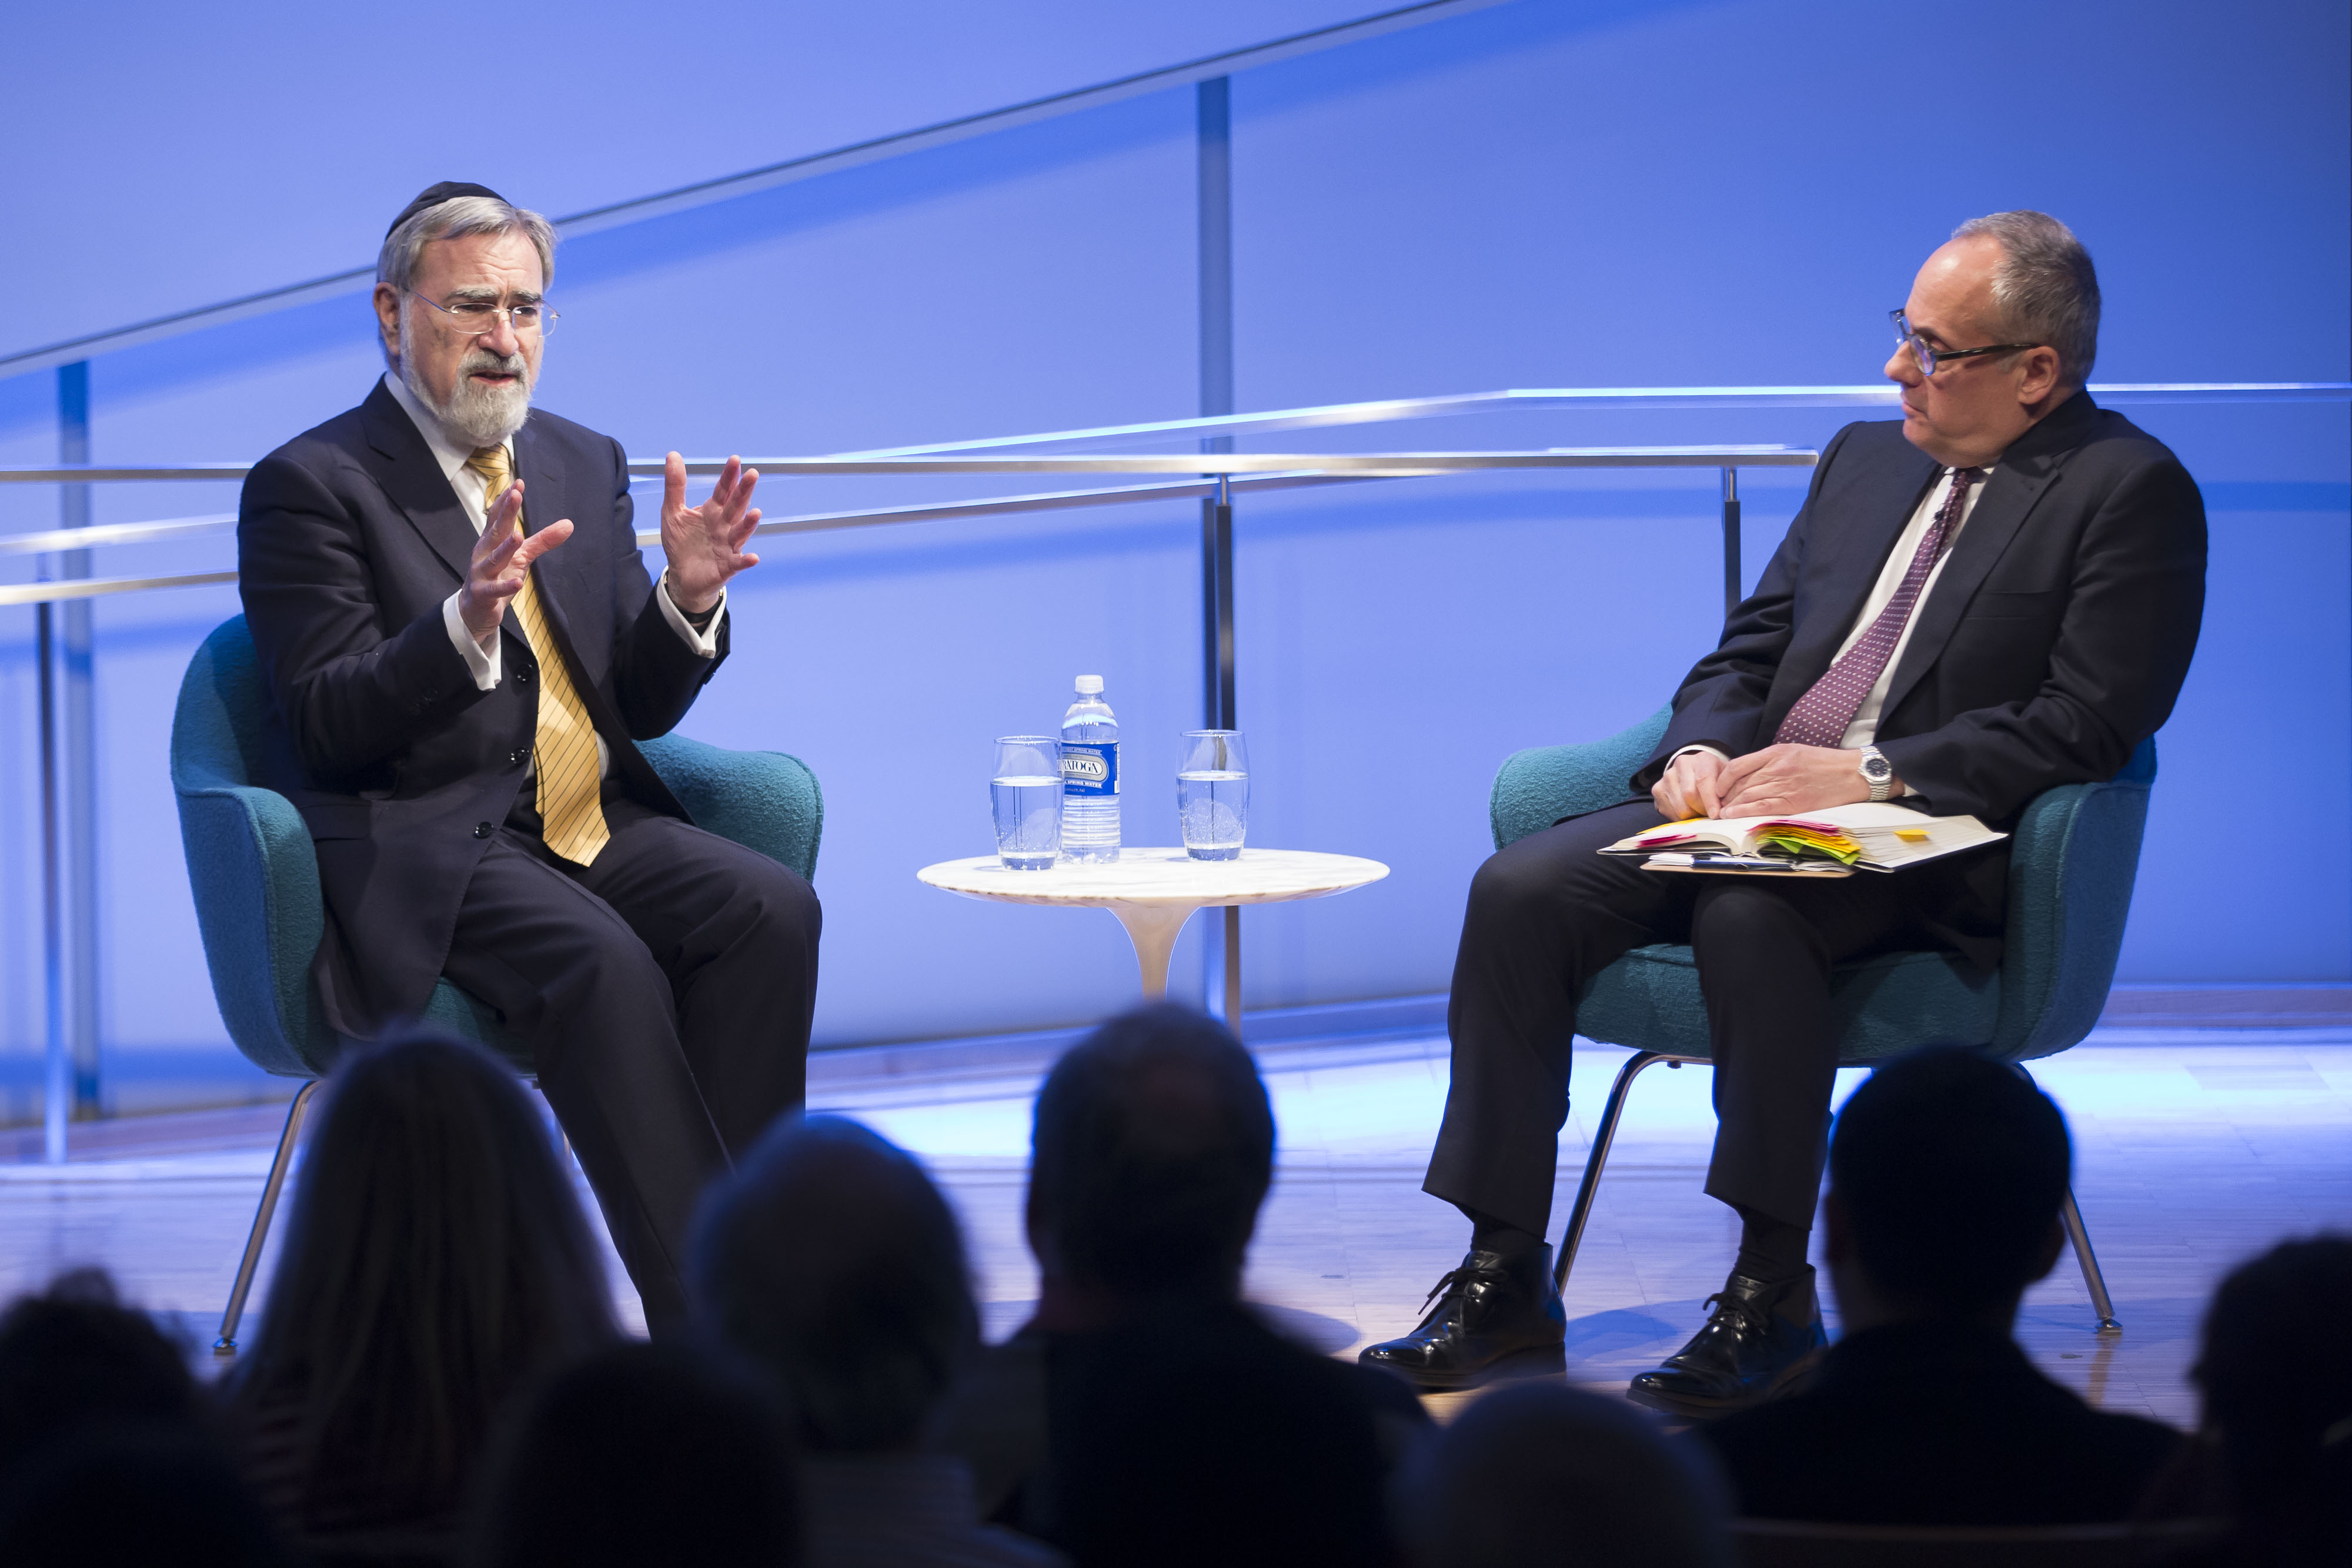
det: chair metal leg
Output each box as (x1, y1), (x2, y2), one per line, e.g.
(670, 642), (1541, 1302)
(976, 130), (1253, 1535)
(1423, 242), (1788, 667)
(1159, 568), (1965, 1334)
(2059, 1183), (2123, 1333)
(213, 1079), (320, 1357)
(2013, 1062), (2122, 1333)
(1553, 1051), (1680, 1293)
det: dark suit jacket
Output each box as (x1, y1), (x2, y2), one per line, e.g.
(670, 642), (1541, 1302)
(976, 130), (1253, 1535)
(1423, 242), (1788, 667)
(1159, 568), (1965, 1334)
(1698, 1320), (2184, 1526)
(1635, 393), (2207, 826)
(939, 1304), (1428, 1557)
(1618, 394), (2204, 968)
(236, 380), (726, 1037)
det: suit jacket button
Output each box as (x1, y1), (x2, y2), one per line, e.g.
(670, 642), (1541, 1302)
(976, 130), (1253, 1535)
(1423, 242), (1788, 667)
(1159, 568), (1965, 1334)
(473, 821), (493, 839)
(516, 666), (533, 685)
(509, 748), (529, 767)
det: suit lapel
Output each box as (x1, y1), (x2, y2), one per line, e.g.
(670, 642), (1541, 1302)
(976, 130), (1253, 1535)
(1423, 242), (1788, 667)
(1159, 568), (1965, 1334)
(1874, 395), (2099, 724)
(512, 417), (578, 629)
(510, 417), (607, 693)
(359, 381), (477, 586)
(1780, 449), (1941, 691)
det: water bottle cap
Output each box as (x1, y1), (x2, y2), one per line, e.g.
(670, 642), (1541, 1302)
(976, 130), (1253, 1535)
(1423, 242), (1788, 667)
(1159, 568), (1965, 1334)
(1074, 674), (1104, 694)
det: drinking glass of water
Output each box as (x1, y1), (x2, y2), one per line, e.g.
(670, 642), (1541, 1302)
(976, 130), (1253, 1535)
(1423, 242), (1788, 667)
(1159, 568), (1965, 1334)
(993, 737), (1063, 870)
(1178, 730), (1249, 861)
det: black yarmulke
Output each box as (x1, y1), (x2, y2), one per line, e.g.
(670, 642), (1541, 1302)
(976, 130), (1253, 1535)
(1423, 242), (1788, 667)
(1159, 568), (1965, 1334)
(385, 181), (509, 238)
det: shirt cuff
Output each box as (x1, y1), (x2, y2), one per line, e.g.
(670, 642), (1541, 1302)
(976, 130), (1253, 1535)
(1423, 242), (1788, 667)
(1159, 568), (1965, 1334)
(657, 574), (724, 657)
(443, 592), (502, 690)
(1672, 744), (1731, 765)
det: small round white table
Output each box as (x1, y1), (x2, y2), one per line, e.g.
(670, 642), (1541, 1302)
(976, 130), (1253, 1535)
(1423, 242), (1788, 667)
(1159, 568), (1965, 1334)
(916, 847), (1390, 999)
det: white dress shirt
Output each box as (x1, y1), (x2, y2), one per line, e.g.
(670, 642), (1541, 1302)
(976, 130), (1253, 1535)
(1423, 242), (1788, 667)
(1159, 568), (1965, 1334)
(379, 371), (723, 781)
(1676, 464), (1994, 775)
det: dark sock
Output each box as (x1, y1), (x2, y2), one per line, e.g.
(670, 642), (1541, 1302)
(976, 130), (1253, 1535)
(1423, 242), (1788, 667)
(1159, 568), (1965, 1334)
(1462, 1207), (1544, 1260)
(1732, 1206), (1810, 1284)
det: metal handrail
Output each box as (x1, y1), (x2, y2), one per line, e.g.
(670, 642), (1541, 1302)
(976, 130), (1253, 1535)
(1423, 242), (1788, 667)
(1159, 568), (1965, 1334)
(0, 514), (236, 556)
(0, 446), (1816, 486)
(0, 449), (1814, 609)
(840, 382), (2352, 456)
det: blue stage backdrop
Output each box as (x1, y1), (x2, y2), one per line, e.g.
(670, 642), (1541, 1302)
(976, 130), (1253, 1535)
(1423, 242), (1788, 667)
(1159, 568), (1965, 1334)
(0, 0), (2345, 1111)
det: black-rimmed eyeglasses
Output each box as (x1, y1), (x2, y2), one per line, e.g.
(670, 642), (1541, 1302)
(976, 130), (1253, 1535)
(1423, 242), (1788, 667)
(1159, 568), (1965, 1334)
(409, 290), (559, 338)
(1891, 309), (2033, 376)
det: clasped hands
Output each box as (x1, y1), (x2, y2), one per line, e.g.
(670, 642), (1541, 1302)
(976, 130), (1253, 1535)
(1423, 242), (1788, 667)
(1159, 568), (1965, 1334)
(1651, 743), (1889, 821)
(457, 452), (762, 640)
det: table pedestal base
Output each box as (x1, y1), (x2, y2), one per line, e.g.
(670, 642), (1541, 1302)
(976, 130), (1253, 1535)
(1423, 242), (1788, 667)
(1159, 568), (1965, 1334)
(1104, 900), (1204, 999)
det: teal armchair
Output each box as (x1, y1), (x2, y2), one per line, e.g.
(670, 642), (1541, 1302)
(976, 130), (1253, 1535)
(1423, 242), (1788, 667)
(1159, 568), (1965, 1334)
(1495, 707), (2153, 1330)
(171, 615), (822, 1349)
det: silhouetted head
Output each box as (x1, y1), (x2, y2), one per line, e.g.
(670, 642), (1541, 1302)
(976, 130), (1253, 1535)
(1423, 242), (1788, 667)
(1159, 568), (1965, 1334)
(226, 1030), (615, 1527)
(2191, 1233), (2352, 1556)
(1397, 1381), (1732, 1568)
(0, 1423), (288, 1568)
(691, 1114), (975, 1454)
(1826, 1045), (2071, 1320)
(470, 1340), (801, 1568)
(1028, 1004), (1275, 1303)
(0, 1269), (201, 1479)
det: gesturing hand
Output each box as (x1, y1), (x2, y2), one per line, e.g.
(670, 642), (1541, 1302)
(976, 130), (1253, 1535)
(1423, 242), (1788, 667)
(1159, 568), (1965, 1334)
(458, 481), (572, 641)
(661, 452), (762, 614)
(1715, 743), (1876, 817)
(1652, 749), (1727, 820)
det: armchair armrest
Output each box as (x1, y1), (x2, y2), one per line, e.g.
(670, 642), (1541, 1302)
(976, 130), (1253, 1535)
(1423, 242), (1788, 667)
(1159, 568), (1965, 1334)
(640, 733), (823, 881)
(171, 778), (336, 1076)
(1491, 707), (1671, 850)
(1991, 738), (2157, 1060)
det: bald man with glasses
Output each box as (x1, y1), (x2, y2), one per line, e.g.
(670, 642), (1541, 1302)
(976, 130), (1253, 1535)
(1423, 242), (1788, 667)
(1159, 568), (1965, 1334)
(1362, 212), (2207, 1415)
(237, 183), (820, 1329)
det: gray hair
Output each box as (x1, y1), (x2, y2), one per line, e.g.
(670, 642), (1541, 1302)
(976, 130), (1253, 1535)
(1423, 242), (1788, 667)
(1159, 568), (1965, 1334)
(376, 195), (557, 293)
(1951, 210), (2100, 387)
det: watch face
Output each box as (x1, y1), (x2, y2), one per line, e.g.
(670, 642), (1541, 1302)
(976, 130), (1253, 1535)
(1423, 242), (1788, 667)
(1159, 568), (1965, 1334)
(1862, 754), (1893, 783)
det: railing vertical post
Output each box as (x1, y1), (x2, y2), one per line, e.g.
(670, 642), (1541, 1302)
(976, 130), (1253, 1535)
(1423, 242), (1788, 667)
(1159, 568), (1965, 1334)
(1198, 76), (1242, 1028)
(1720, 466), (1741, 620)
(36, 594), (67, 1164)
(59, 362), (101, 1118)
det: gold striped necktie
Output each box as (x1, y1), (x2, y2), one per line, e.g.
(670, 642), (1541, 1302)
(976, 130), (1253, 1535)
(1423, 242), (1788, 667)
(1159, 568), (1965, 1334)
(465, 444), (611, 866)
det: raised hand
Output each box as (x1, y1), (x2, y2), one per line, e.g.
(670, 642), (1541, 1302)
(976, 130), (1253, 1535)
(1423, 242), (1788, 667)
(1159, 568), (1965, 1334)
(458, 481), (572, 641)
(660, 452), (762, 614)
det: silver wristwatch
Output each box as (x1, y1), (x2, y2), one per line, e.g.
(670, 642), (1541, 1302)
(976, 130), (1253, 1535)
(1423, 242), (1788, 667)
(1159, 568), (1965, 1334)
(1858, 746), (1895, 803)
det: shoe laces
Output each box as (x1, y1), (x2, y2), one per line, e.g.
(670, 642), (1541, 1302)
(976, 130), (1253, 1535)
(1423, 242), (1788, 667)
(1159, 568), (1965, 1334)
(1420, 1268), (1467, 1310)
(1699, 1289), (1775, 1338)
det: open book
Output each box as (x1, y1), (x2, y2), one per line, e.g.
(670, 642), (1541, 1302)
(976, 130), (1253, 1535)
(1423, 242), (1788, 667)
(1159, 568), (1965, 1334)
(1601, 802), (2007, 876)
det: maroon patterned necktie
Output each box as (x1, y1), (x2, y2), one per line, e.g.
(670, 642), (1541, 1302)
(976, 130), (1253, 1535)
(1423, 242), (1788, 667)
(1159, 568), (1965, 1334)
(1774, 467), (1984, 749)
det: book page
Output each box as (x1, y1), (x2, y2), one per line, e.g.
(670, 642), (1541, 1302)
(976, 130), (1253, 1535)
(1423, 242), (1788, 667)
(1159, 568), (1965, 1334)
(1603, 802), (2004, 868)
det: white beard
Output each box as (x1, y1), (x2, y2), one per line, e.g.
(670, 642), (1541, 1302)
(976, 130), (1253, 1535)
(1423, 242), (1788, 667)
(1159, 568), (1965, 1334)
(399, 313), (534, 449)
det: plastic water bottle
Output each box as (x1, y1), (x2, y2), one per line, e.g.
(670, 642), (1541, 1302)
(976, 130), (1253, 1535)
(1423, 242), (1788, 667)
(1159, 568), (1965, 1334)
(1059, 675), (1120, 863)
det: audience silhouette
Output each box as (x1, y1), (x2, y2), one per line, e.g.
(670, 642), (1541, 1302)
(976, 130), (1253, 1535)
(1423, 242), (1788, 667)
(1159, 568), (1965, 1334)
(0, 1268), (208, 1477)
(1396, 1380), (1732, 1568)
(2161, 1232), (2352, 1564)
(5, 1014), (2344, 1567)
(939, 1002), (1426, 1567)
(0, 1269), (285, 1566)
(0, 1423), (289, 1568)
(223, 1030), (617, 1564)
(470, 1339), (803, 1567)
(693, 1111), (1061, 1567)
(1698, 1045), (2183, 1524)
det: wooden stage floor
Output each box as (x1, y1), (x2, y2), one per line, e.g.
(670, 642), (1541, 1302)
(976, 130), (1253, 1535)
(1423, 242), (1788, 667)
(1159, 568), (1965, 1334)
(4, 1030), (2346, 1426)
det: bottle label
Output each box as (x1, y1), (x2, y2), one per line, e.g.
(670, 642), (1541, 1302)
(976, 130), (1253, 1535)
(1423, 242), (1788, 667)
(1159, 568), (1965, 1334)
(1061, 741), (1118, 797)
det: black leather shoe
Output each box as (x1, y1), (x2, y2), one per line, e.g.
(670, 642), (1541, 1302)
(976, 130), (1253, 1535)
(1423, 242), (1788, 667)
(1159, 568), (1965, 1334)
(1358, 1245), (1566, 1390)
(1627, 1268), (1825, 1418)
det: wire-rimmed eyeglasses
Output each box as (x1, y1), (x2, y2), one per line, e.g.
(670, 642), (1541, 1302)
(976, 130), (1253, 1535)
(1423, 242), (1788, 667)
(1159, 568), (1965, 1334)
(408, 290), (559, 338)
(1891, 310), (2033, 376)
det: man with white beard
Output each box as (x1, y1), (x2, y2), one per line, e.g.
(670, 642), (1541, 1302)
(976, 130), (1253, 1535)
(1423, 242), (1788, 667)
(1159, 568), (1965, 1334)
(236, 183), (821, 1328)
